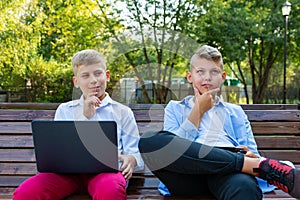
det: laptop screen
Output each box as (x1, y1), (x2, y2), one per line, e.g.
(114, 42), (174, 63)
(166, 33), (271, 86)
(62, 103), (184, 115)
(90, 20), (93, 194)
(32, 120), (118, 173)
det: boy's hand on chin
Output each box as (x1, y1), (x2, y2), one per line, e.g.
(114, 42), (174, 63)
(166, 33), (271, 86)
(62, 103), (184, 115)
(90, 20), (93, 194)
(194, 87), (219, 114)
(83, 92), (101, 119)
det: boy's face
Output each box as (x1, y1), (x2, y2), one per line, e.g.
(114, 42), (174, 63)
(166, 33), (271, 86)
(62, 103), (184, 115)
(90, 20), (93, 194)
(73, 63), (110, 100)
(187, 58), (226, 95)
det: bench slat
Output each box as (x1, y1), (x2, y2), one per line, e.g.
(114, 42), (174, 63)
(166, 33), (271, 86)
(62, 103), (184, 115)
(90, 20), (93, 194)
(0, 136), (34, 147)
(251, 122), (300, 134)
(1, 121), (299, 137)
(0, 163), (37, 175)
(0, 103), (298, 110)
(0, 175), (299, 199)
(255, 136), (300, 149)
(245, 110), (300, 122)
(128, 177), (160, 190)
(0, 163), (152, 176)
(263, 190), (297, 199)
(0, 103), (60, 109)
(240, 104), (298, 110)
(1, 135), (299, 149)
(0, 188), (17, 200)
(259, 151), (300, 163)
(0, 110), (56, 121)
(127, 191), (215, 200)
(0, 122), (164, 136)
(0, 122), (31, 134)
(135, 109), (300, 122)
(0, 150), (35, 162)
(133, 110), (164, 122)
(0, 176), (30, 187)
(1, 148), (299, 165)
(136, 122), (163, 134)
(0, 188), (296, 200)
(1, 109), (299, 122)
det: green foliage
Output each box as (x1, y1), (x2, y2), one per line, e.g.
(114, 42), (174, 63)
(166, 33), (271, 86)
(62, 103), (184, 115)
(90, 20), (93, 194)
(103, 0), (204, 103)
(0, 0), (299, 103)
(35, 0), (108, 61)
(198, 0), (300, 103)
(0, 0), (121, 102)
(25, 57), (74, 102)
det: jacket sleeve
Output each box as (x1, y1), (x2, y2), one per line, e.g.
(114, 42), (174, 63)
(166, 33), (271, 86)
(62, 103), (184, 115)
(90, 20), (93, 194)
(164, 101), (199, 141)
(115, 105), (144, 172)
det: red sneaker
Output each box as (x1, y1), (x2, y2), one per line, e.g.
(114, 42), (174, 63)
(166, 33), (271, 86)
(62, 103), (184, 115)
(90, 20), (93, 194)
(256, 158), (300, 198)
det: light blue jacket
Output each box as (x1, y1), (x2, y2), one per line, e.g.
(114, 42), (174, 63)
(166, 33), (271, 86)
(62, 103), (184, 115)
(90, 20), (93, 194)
(158, 95), (275, 195)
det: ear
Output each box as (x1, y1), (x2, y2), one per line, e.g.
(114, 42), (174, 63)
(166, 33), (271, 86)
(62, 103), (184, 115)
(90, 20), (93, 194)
(186, 71), (193, 83)
(106, 70), (111, 82)
(221, 71), (226, 83)
(72, 76), (79, 88)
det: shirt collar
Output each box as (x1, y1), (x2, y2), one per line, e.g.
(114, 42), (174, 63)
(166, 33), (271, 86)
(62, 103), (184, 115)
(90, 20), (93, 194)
(181, 95), (225, 108)
(180, 95), (194, 108)
(99, 92), (112, 108)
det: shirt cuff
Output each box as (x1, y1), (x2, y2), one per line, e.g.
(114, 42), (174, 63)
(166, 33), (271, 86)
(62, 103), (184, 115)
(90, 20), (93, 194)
(178, 119), (199, 140)
(131, 153), (144, 172)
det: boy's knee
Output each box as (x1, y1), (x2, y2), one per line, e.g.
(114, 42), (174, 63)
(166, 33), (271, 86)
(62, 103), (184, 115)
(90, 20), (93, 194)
(218, 176), (262, 200)
(89, 173), (126, 200)
(224, 183), (262, 200)
(138, 130), (159, 152)
(13, 185), (39, 200)
(92, 177), (126, 200)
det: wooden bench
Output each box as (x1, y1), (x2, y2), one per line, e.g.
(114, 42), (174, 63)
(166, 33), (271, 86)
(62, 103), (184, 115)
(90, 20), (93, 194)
(0, 103), (299, 199)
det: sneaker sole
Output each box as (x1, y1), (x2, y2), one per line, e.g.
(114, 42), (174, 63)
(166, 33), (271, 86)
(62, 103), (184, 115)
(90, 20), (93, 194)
(290, 168), (300, 199)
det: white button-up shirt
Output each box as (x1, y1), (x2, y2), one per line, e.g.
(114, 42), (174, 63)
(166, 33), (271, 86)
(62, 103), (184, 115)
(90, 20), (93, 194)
(54, 93), (144, 172)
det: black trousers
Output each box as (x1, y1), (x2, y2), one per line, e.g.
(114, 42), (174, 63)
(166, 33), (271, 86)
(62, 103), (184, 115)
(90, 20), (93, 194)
(138, 131), (262, 200)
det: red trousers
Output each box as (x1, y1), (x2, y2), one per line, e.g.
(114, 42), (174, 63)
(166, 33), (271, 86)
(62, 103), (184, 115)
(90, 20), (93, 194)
(13, 172), (126, 200)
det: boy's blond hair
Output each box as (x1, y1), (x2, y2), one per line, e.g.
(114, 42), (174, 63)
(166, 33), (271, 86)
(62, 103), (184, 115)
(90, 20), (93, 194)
(190, 45), (224, 71)
(71, 49), (106, 75)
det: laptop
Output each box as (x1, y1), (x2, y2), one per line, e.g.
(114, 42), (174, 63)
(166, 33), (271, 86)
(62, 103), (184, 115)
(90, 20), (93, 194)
(31, 120), (119, 173)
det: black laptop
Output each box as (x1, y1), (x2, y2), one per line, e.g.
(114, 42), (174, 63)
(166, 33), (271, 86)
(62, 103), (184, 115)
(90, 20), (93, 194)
(31, 120), (119, 173)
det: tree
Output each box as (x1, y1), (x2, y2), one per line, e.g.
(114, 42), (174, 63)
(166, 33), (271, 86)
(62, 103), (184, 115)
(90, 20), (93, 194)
(0, 0), (121, 102)
(0, 0), (39, 93)
(91, 0), (205, 103)
(100, 0), (300, 104)
(200, 0), (300, 103)
(286, 0), (300, 103)
(1, 0), (299, 103)
(35, 0), (109, 61)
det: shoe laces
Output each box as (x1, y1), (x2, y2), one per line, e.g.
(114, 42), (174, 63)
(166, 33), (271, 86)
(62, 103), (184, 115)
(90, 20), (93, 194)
(265, 160), (293, 193)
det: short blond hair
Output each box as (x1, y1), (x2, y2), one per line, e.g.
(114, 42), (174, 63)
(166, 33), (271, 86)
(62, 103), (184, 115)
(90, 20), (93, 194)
(190, 45), (223, 71)
(71, 49), (106, 75)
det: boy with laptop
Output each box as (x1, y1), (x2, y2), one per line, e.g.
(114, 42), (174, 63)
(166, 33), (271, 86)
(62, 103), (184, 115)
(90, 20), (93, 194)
(14, 49), (144, 200)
